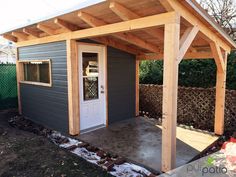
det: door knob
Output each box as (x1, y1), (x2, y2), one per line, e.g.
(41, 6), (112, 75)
(101, 85), (105, 94)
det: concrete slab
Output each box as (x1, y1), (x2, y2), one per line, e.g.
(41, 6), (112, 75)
(77, 117), (218, 172)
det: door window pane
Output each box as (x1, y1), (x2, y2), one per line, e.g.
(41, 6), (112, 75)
(82, 52), (99, 101)
(83, 77), (98, 100)
(82, 53), (98, 77)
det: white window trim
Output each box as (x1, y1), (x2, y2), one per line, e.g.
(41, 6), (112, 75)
(18, 59), (52, 87)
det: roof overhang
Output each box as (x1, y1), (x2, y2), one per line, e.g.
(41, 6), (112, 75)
(0, 0), (105, 34)
(1, 0), (235, 54)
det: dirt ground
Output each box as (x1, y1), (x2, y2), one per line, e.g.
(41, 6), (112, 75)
(0, 110), (113, 177)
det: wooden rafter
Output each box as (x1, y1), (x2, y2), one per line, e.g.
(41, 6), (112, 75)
(16, 12), (179, 47)
(11, 32), (28, 41)
(37, 24), (55, 35)
(109, 2), (164, 42)
(178, 26), (199, 63)
(110, 2), (138, 20)
(159, 0), (174, 11)
(93, 36), (140, 55)
(78, 11), (161, 53)
(210, 42), (225, 73)
(54, 18), (79, 31)
(164, 0), (231, 52)
(137, 51), (213, 60)
(23, 28), (40, 38)
(3, 34), (17, 42)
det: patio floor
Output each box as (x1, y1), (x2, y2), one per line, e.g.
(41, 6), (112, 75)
(78, 117), (218, 172)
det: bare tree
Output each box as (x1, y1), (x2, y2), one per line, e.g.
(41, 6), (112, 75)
(198, 0), (236, 41)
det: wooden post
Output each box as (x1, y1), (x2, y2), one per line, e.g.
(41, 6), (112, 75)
(162, 16), (180, 172)
(214, 52), (227, 135)
(135, 59), (140, 116)
(66, 39), (80, 135)
(15, 48), (23, 115)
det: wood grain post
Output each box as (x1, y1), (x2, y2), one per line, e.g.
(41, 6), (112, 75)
(162, 16), (180, 172)
(15, 48), (23, 115)
(214, 52), (227, 135)
(66, 39), (80, 135)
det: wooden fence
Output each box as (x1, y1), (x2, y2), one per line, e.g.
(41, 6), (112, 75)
(140, 84), (236, 133)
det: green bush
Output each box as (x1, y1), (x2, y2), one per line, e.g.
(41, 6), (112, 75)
(139, 52), (236, 90)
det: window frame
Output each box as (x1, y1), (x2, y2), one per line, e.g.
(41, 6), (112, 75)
(19, 59), (52, 87)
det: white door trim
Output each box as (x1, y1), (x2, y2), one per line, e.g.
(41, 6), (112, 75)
(78, 43), (107, 132)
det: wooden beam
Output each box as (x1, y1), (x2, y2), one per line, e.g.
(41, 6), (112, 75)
(37, 24), (56, 35)
(210, 42), (225, 73)
(159, 0), (174, 11)
(2, 34), (17, 42)
(78, 11), (160, 53)
(164, 0), (231, 52)
(137, 51), (213, 60)
(17, 11), (178, 47)
(178, 26), (199, 63)
(54, 18), (79, 31)
(135, 59), (140, 116)
(23, 28), (40, 38)
(162, 18), (180, 172)
(93, 36), (140, 55)
(11, 32), (28, 41)
(214, 52), (227, 135)
(109, 2), (164, 42)
(66, 39), (80, 135)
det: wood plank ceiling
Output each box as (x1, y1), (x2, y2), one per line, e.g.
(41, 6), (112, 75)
(2, 0), (215, 55)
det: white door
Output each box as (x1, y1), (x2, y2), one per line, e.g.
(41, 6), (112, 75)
(78, 44), (106, 132)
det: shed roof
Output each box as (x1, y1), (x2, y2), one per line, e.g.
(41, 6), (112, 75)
(1, 0), (235, 53)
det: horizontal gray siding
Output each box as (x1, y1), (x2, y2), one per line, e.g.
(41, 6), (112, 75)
(107, 47), (136, 124)
(19, 41), (69, 133)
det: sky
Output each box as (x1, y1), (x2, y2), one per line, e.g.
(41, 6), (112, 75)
(0, 0), (87, 33)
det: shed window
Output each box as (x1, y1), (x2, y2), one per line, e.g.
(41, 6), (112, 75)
(20, 60), (52, 87)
